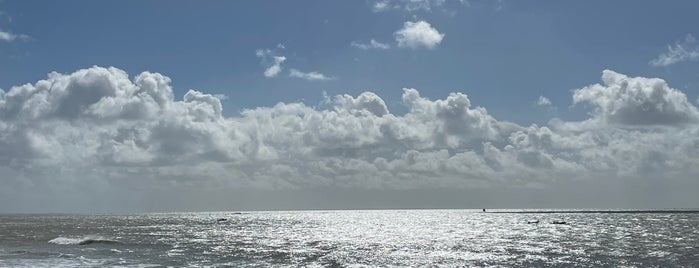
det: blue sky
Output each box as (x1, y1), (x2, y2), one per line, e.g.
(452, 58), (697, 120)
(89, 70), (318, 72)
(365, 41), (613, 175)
(3, 1), (699, 212)
(3, 0), (698, 125)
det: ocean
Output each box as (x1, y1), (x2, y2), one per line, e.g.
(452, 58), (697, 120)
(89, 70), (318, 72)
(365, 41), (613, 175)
(0, 209), (697, 267)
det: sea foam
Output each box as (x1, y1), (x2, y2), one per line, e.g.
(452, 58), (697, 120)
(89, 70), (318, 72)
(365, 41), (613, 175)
(48, 236), (120, 245)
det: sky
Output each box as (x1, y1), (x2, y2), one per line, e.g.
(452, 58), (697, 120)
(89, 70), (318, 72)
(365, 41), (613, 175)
(1, 0), (699, 212)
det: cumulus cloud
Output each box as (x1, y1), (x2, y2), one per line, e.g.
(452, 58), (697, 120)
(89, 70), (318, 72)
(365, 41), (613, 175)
(334, 91), (389, 117)
(2, 66), (699, 211)
(351, 39), (391, 50)
(255, 48), (286, 78)
(395, 21), (444, 49)
(289, 69), (333, 81)
(650, 34), (699, 67)
(572, 70), (699, 126)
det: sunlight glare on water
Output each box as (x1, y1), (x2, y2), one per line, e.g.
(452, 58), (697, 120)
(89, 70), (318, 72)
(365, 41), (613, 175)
(1, 210), (698, 267)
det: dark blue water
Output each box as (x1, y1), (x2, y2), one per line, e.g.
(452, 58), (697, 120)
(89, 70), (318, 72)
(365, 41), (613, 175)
(1, 210), (698, 267)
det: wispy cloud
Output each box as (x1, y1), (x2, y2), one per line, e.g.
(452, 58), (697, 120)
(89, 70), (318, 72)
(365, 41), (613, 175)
(289, 69), (334, 81)
(213, 94), (229, 100)
(351, 39), (391, 50)
(536, 96), (552, 106)
(394, 20), (444, 49)
(650, 34), (699, 67)
(536, 95), (557, 115)
(265, 55), (286, 77)
(494, 0), (505, 12)
(0, 29), (29, 42)
(372, 0), (391, 12)
(371, 0), (463, 13)
(0, 10), (29, 42)
(255, 46), (287, 78)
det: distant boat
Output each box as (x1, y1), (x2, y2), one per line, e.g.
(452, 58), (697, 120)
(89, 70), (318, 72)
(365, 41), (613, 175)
(551, 221), (566, 224)
(216, 218), (229, 223)
(527, 220), (539, 224)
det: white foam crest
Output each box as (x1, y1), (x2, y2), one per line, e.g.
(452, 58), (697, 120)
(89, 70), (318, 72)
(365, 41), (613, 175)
(48, 235), (117, 245)
(48, 237), (83, 245)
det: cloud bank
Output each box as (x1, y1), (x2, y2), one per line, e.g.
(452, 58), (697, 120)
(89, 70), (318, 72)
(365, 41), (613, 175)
(2, 66), (698, 211)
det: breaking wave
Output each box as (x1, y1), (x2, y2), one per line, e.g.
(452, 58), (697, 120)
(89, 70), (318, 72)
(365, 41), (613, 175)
(48, 236), (121, 246)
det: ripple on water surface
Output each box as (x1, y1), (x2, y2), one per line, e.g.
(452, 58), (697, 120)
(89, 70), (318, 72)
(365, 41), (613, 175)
(1, 210), (698, 267)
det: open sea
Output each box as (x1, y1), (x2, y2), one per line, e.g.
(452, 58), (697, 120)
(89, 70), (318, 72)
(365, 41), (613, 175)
(1, 209), (698, 267)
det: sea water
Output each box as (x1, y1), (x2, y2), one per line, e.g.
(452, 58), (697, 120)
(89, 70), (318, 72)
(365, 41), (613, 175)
(1, 209), (698, 267)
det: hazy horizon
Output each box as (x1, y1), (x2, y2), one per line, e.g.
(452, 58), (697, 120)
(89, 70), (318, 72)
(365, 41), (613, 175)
(2, 1), (699, 213)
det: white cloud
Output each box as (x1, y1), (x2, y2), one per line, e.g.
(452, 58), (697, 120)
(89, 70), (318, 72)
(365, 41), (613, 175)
(395, 21), (444, 49)
(265, 56), (286, 77)
(334, 91), (389, 117)
(213, 94), (228, 100)
(537, 96), (552, 106)
(372, 0), (391, 12)
(0, 29), (29, 42)
(255, 48), (286, 78)
(256, 45), (331, 80)
(2, 66), (699, 211)
(289, 69), (333, 81)
(351, 39), (391, 50)
(0, 9), (29, 42)
(371, 0), (453, 12)
(572, 70), (699, 126)
(650, 34), (699, 67)
(535, 95), (557, 115)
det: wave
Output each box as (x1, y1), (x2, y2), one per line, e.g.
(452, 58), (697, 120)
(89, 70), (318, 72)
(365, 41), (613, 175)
(48, 236), (121, 246)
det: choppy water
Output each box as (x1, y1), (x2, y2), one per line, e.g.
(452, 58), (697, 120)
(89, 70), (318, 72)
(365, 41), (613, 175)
(1, 209), (698, 267)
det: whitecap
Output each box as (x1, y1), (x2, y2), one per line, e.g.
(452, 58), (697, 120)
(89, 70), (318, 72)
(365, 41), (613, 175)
(48, 237), (83, 245)
(48, 235), (121, 245)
